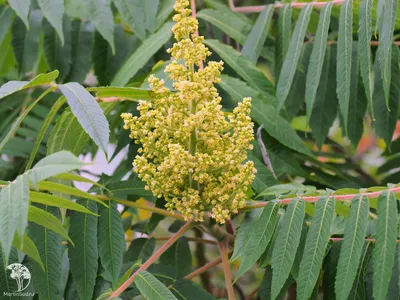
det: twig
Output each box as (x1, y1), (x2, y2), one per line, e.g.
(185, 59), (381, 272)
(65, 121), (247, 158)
(245, 287), (259, 300)
(98, 195), (185, 220)
(229, 0), (345, 13)
(153, 236), (217, 245)
(244, 186), (400, 210)
(330, 237), (400, 243)
(108, 219), (194, 299)
(257, 125), (277, 179)
(184, 255), (224, 280)
(219, 239), (236, 300)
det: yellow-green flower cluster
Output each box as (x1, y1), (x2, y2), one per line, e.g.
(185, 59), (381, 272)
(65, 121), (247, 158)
(121, 0), (256, 223)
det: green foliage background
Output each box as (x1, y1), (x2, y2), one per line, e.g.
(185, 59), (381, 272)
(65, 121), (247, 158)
(0, 0), (400, 299)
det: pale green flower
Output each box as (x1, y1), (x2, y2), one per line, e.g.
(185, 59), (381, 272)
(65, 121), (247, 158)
(121, 0), (256, 223)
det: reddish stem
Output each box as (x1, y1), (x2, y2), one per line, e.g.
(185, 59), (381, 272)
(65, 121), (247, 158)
(219, 239), (235, 300)
(245, 187), (400, 210)
(330, 237), (400, 243)
(245, 287), (259, 300)
(229, 0), (345, 13)
(108, 219), (194, 299)
(154, 236), (217, 245)
(185, 255), (223, 280)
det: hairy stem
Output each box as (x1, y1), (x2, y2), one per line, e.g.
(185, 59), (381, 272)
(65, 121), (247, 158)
(219, 239), (235, 300)
(108, 219), (194, 299)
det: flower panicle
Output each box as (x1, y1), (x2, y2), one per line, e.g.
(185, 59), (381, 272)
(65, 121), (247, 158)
(121, 0), (256, 224)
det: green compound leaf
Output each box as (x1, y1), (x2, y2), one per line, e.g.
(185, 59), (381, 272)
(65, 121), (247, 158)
(242, 5), (274, 64)
(38, 0), (64, 44)
(37, 181), (107, 206)
(0, 247), (20, 296)
(233, 202), (280, 280)
(275, 5), (292, 80)
(85, 0), (114, 53)
(297, 196), (335, 300)
(8, 0), (30, 28)
(276, 3), (313, 115)
(305, 2), (332, 125)
(219, 75), (313, 157)
(0, 70), (59, 99)
(67, 20), (94, 82)
(271, 198), (305, 300)
(112, 22), (173, 87)
(11, 9), (42, 75)
(28, 205), (62, 300)
(68, 200), (98, 300)
(335, 195), (369, 300)
(0, 7), (15, 45)
(27, 150), (86, 188)
(171, 279), (216, 300)
(376, 0), (398, 108)
(0, 87), (55, 154)
(159, 237), (192, 279)
(197, 5), (252, 45)
(336, 0), (353, 136)
(134, 270), (178, 300)
(309, 45), (338, 149)
(59, 82), (110, 155)
(373, 45), (400, 149)
(25, 96), (66, 171)
(43, 16), (72, 82)
(0, 174), (29, 261)
(98, 201), (125, 287)
(372, 191), (398, 300)
(12, 233), (44, 270)
(29, 191), (98, 215)
(358, 0), (374, 119)
(28, 205), (73, 244)
(205, 39), (275, 96)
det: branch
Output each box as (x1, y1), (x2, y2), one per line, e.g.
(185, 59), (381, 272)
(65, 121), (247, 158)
(219, 239), (235, 300)
(244, 186), (400, 210)
(153, 236), (217, 245)
(184, 255), (223, 280)
(229, 0), (345, 13)
(330, 237), (400, 243)
(108, 219), (194, 299)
